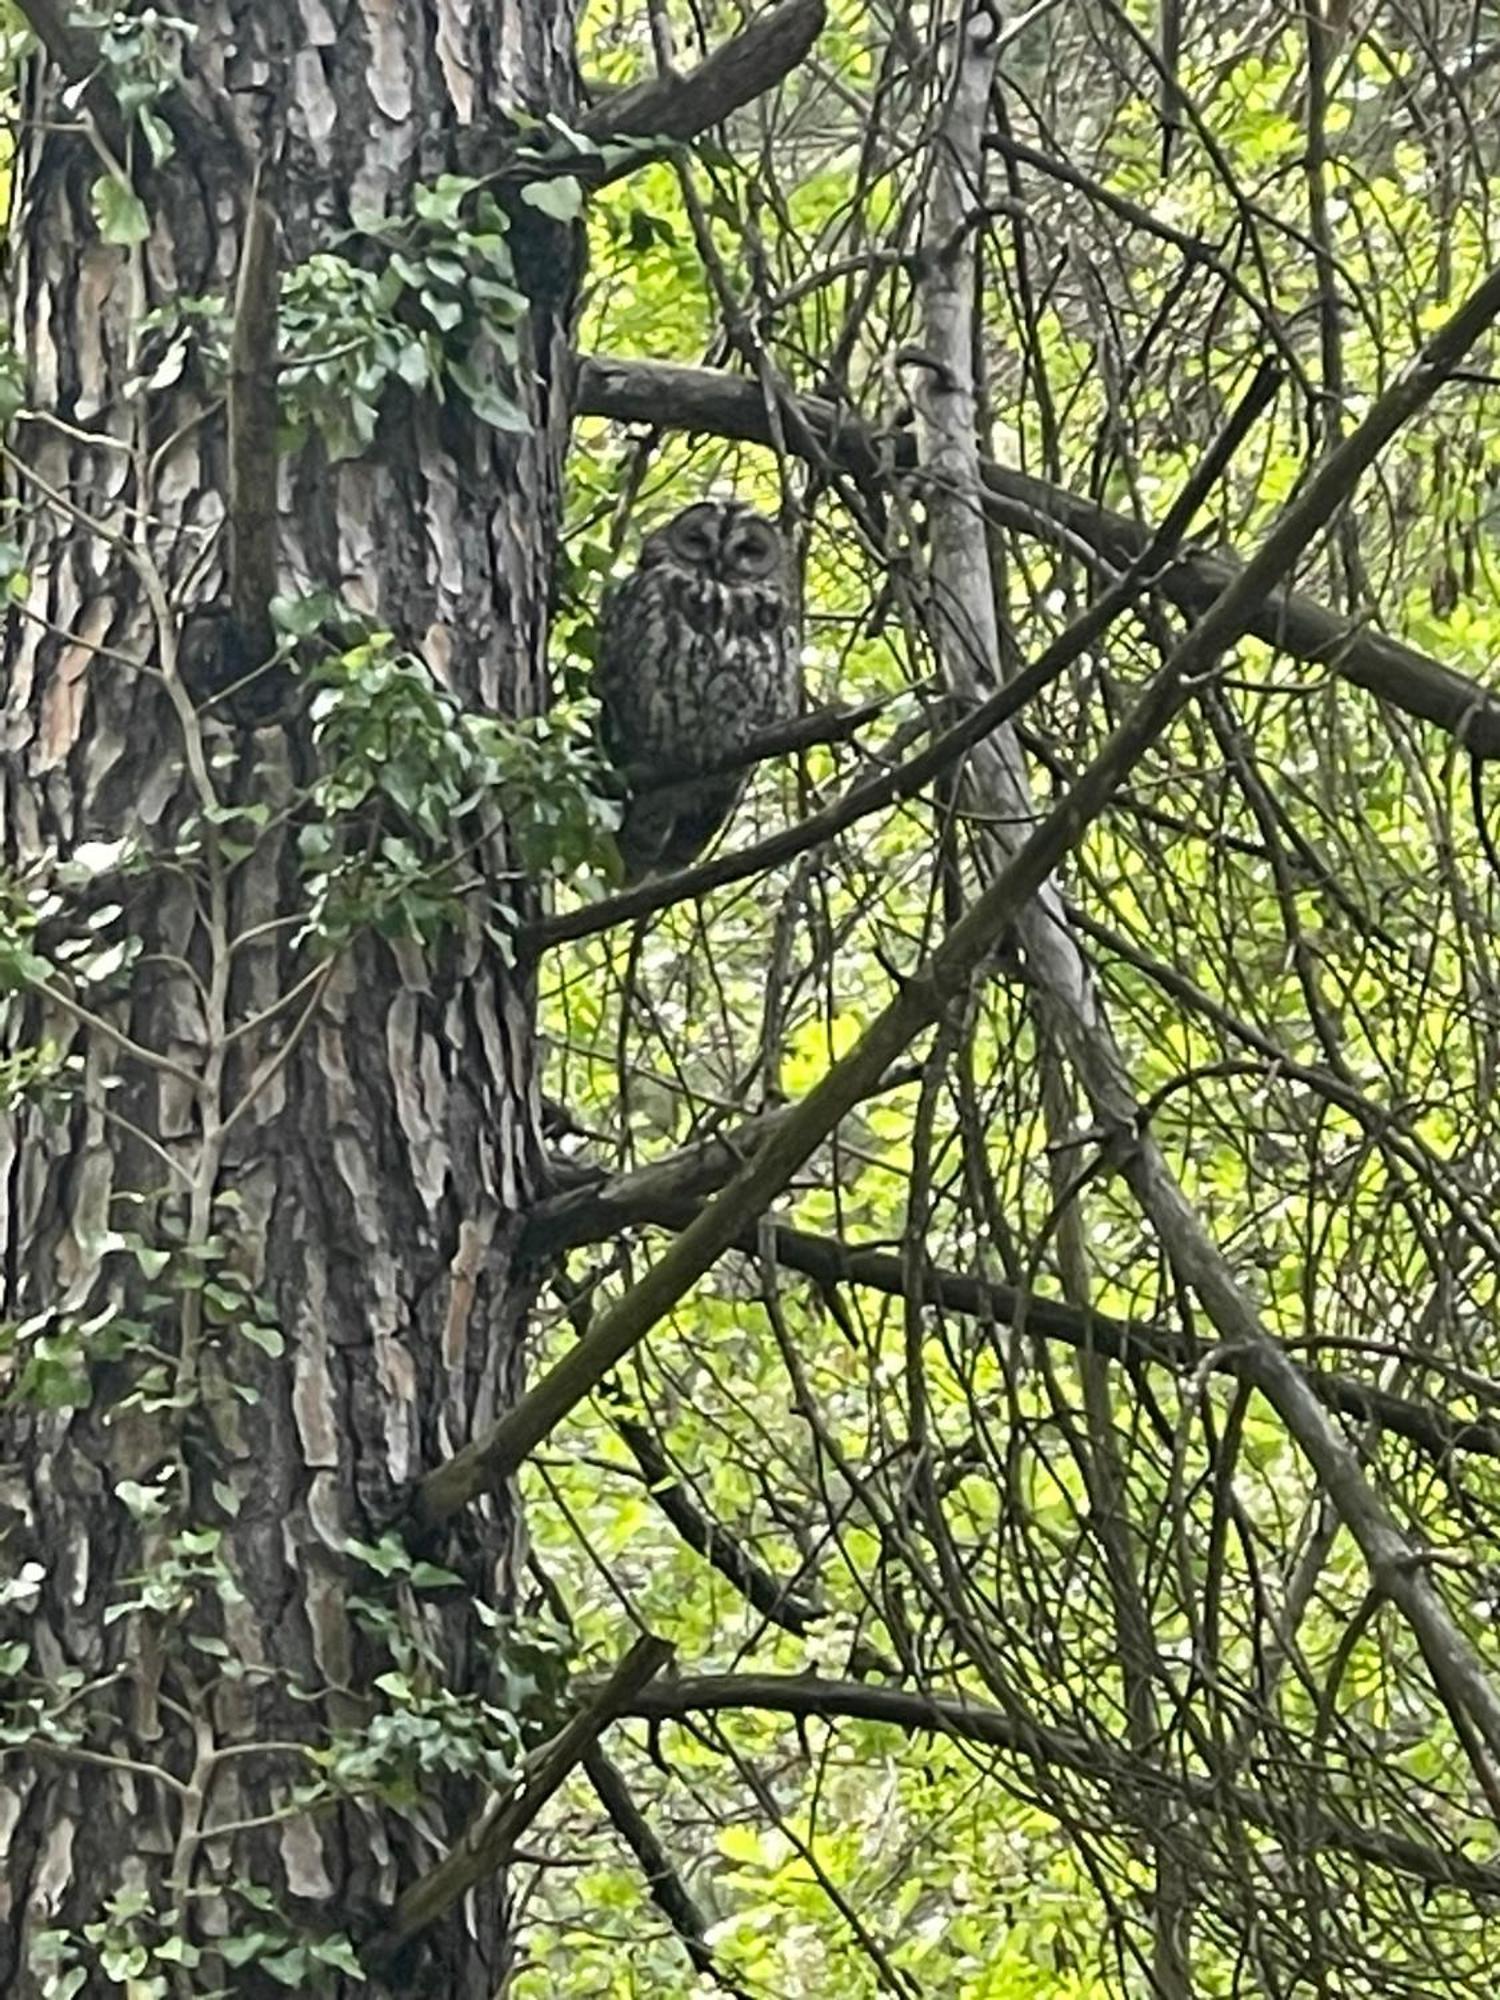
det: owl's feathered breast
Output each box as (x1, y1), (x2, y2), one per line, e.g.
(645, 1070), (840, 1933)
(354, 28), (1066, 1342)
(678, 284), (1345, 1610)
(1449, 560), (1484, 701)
(596, 562), (795, 774)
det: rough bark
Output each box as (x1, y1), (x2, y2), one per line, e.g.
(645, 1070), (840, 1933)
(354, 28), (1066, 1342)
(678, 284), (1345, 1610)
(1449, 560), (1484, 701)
(0, 4), (572, 1993)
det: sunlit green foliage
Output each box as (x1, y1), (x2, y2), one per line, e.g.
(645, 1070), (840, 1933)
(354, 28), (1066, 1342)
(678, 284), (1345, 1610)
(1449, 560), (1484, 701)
(518, 2), (1500, 1994)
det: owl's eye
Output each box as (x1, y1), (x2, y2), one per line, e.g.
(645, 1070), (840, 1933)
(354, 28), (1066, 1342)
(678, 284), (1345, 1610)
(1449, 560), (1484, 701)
(728, 530), (775, 569)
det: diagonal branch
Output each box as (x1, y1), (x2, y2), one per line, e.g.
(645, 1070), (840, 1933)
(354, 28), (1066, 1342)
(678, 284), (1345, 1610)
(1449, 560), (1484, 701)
(584, 1745), (755, 1997)
(363, 1633), (673, 1966)
(580, 0), (826, 146)
(612, 1405), (822, 1632)
(575, 353), (1500, 757)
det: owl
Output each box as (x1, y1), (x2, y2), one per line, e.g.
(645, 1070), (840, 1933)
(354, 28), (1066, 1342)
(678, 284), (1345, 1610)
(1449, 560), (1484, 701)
(595, 500), (798, 880)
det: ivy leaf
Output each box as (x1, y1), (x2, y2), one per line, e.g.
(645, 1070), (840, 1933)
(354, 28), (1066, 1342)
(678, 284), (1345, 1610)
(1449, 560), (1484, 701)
(409, 1560), (463, 1589)
(153, 1937), (200, 1967)
(420, 291), (464, 333)
(308, 1935), (365, 1976)
(240, 1321), (285, 1357)
(521, 174), (584, 222)
(136, 104), (175, 167)
(90, 174), (150, 247)
(448, 361), (529, 431)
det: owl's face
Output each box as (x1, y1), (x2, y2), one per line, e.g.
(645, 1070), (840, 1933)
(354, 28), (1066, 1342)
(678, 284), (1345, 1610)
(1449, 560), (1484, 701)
(643, 502), (783, 587)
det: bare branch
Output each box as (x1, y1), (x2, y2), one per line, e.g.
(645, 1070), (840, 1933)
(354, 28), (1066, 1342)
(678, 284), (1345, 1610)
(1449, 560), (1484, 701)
(580, 0), (826, 146)
(623, 693), (889, 793)
(612, 1407), (823, 1632)
(619, 1673), (1500, 1901)
(909, 12), (1500, 1782)
(422, 288), (1466, 1525)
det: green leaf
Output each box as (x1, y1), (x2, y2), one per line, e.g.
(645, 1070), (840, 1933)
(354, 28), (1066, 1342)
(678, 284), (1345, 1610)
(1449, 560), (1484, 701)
(261, 1948), (314, 1984)
(448, 361), (529, 431)
(421, 291), (464, 332)
(152, 1937), (200, 1967)
(409, 1560), (463, 1590)
(90, 174), (151, 247)
(240, 1322), (285, 1357)
(345, 1535), (408, 1577)
(308, 1934), (365, 1976)
(520, 174), (584, 222)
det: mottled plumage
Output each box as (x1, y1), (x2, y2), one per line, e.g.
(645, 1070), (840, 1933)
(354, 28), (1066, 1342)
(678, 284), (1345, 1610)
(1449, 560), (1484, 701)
(596, 500), (798, 879)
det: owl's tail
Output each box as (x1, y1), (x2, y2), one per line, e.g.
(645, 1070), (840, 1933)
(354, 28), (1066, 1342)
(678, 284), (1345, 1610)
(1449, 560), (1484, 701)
(617, 775), (747, 881)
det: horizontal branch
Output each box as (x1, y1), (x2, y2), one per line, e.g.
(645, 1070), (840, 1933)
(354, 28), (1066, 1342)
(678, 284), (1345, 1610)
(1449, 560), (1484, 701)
(526, 1106), (807, 1251)
(619, 1672), (1500, 1900)
(623, 693), (888, 793)
(529, 1163), (1500, 1467)
(580, 0), (826, 146)
(576, 354), (1500, 758)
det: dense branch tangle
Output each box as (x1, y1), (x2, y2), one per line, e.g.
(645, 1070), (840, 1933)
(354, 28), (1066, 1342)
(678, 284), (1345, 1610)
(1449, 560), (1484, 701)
(528, 6), (1500, 1995)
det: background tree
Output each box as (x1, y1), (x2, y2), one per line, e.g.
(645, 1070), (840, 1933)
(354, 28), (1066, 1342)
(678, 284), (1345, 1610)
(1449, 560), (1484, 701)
(12, 0), (1500, 1997)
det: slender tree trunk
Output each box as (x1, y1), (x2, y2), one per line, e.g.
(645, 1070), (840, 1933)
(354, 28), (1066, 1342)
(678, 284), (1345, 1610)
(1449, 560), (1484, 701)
(0, 5), (575, 1992)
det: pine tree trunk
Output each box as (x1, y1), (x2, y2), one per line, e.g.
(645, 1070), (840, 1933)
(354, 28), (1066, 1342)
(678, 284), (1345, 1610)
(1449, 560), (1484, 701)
(0, 5), (576, 1992)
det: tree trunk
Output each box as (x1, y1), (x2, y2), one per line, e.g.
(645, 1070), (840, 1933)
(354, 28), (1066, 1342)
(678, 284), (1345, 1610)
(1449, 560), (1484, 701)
(0, 4), (575, 1992)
